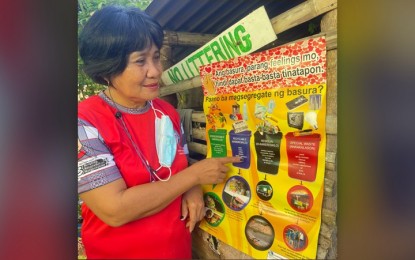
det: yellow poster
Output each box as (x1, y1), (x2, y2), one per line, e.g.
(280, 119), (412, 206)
(199, 36), (327, 259)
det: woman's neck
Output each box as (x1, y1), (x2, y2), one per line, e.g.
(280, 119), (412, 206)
(105, 88), (147, 109)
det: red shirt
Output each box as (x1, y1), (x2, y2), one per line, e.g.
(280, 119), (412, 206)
(78, 95), (191, 258)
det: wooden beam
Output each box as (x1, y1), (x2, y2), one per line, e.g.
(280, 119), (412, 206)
(192, 128), (206, 141)
(188, 142), (207, 155)
(271, 0), (337, 34)
(159, 75), (202, 96)
(191, 111), (206, 123)
(163, 31), (216, 47)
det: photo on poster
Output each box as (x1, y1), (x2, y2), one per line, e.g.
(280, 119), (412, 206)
(283, 225), (308, 251)
(256, 180), (274, 201)
(222, 175), (251, 211)
(285, 95), (308, 110)
(287, 112), (304, 130)
(245, 215), (275, 251)
(287, 185), (314, 213)
(204, 192), (226, 227)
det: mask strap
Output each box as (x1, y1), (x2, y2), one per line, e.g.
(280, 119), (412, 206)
(153, 166), (172, 181)
(149, 100), (174, 181)
(120, 113), (172, 182)
(149, 100), (166, 118)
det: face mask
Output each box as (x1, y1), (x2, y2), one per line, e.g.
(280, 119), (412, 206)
(151, 101), (178, 170)
(155, 114), (177, 167)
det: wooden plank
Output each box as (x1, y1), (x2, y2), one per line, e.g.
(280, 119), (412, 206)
(188, 142), (207, 155)
(192, 111), (207, 123)
(160, 76), (202, 96)
(270, 0), (337, 34)
(164, 31), (216, 46)
(192, 128), (207, 141)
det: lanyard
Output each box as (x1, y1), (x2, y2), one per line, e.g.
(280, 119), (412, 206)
(118, 115), (157, 182)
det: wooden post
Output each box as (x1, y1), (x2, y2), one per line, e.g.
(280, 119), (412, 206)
(318, 8), (337, 260)
(159, 44), (178, 107)
(321, 10), (337, 120)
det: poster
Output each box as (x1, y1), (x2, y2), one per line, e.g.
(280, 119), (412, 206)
(199, 36), (327, 259)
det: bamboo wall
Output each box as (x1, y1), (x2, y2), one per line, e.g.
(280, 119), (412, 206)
(160, 1), (337, 258)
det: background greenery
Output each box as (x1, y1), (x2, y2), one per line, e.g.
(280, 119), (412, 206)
(77, 0), (153, 101)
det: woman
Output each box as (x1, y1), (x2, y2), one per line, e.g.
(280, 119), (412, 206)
(77, 5), (240, 259)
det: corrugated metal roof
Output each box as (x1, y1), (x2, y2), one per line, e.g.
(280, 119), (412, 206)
(145, 0), (316, 63)
(146, 0), (305, 34)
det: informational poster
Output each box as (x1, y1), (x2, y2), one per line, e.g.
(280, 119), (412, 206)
(199, 36), (327, 259)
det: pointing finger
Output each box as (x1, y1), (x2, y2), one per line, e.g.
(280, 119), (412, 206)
(218, 156), (242, 164)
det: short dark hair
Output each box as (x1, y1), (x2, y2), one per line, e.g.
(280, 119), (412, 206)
(79, 5), (164, 85)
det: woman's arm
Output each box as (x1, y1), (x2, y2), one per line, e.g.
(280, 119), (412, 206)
(80, 156), (240, 227)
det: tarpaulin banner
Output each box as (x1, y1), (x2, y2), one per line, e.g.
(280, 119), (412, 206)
(199, 36), (327, 259)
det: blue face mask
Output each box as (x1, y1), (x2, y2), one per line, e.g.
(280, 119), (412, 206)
(150, 101), (178, 181)
(155, 114), (177, 167)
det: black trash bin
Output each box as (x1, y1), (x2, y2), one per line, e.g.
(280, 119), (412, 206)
(254, 131), (283, 174)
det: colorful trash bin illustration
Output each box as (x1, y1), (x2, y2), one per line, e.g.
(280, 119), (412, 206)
(285, 132), (321, 182)
(254, 131), (283, 174)
(229, 130), (252, 169)
(208, 129), (228, 157)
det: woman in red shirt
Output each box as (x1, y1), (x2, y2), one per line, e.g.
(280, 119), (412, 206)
(77, 5), (240, 259)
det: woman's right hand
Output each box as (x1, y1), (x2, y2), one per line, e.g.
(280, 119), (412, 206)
(190, 156), (242, 185)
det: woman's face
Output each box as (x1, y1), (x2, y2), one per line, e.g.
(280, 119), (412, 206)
(108, 44), (162, 108)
